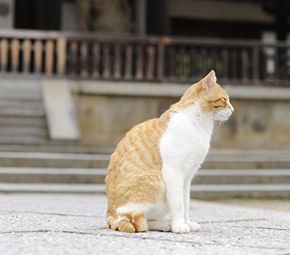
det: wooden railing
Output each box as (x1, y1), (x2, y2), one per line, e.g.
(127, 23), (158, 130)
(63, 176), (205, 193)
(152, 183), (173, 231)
(0, 29), (290, 86)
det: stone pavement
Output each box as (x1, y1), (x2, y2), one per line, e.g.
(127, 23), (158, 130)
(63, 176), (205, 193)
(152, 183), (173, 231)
(0, 193), (289, 255)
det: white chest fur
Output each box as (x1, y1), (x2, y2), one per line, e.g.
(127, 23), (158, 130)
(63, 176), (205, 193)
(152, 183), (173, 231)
(159, 104), (214, 177)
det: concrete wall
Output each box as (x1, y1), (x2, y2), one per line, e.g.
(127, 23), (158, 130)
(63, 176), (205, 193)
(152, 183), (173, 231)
(2, 78), (289, 151)
(72, 81), (290, 150)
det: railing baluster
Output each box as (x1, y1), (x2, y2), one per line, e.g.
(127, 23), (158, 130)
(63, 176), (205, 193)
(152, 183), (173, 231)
(125, 45), (132, 80)
(45, 40), (54, 76)
(135, 44), (143, 80)
(212, 49), (217, 72)
(146, 45), (155, 80)
(57, 36), (66, 76)
(0, 31), (289, 85)
(261, 51), (267, 81)
(180, 47), (186, 81)
(93, 43), (100, 78)
(80, 42), (88, 78)
(274, 49), (279, 85)
(231, 49), (237, 82)
(102, 44), (110, 79)
(201, 48), (206, 77)
(242, 48), (248, 84)
(70, 41), (78, 76)
(169, 47), (175, 81)
(252, 46), (260, 85)
(114, 44), (121, 80)
(281, 48), (287, 81)
(22, 39), (32, 73)
(222, 48), (229, 82)
(157, 42), (164, 82)
(191, 48), (196, 80)
(11, 39), (20, 73)
(34, 40), (43, 74)
(0, 39), (8, 73)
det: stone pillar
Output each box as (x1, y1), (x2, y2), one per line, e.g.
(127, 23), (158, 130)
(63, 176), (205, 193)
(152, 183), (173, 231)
(0, 0), (14, 29)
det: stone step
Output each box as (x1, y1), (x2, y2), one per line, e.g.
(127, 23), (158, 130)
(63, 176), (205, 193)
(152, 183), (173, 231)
(202, 153), (290, 169)
(0, 152), (110, 168)
(0, 144), (114, 154)
(194, 169), (290, 184)
(190, 184), (290, 199)
(0, 151), (289, 169)
(0, 183), (289, 199)
(0, 168), (107, 183)
(1, 168), (290, 185)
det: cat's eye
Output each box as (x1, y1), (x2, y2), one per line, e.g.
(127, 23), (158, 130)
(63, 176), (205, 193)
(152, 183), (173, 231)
(222, 97), (227, 101)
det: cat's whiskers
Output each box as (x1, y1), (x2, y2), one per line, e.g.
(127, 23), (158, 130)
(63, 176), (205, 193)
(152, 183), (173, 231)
(214, 120), (225, 138)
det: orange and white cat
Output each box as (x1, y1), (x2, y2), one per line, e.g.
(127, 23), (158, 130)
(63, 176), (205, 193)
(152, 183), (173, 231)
(105, 70), (234, 234)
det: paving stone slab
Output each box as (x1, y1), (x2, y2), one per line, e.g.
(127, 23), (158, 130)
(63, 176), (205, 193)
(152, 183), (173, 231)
(0, 194), (289, 255)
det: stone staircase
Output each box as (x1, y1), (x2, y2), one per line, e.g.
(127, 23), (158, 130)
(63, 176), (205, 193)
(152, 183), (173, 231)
(0, 150), (289, 199)
(0, 80), (289, 198)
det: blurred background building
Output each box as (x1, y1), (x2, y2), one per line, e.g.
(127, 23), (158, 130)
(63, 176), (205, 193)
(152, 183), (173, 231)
(0, 0), (289, 198)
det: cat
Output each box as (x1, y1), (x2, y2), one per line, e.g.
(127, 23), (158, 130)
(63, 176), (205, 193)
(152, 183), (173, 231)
(105, 70), (234, 234)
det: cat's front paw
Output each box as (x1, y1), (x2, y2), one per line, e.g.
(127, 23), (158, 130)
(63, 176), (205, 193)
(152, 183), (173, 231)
(186, 221), (201, 231)
(172, 223), (190, 234)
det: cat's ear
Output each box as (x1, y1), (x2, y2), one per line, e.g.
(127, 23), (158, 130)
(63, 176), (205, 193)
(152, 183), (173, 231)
(202, 70), (217, 91)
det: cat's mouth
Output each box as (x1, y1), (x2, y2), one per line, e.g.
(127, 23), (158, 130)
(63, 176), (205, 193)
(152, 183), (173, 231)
(216, 112), (232, 121)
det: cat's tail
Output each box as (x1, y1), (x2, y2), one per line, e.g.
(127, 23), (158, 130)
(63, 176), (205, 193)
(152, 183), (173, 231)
(107, 210), (148, 233)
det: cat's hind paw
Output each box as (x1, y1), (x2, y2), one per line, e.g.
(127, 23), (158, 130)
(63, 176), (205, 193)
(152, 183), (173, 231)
(172, 223), (190, 234)
(186, 221), (201, 231)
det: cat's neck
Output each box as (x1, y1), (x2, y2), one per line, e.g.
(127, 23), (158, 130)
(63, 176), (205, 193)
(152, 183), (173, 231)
(175, 102), (215, 136)
(158, 101), (215, 137)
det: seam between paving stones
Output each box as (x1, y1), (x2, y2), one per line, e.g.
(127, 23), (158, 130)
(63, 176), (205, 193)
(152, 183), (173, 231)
(1, 210), (270, 224)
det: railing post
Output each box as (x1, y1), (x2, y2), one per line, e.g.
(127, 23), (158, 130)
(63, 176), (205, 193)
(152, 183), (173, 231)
(22, 39), (32, 73)
(57, 36), (66, 76)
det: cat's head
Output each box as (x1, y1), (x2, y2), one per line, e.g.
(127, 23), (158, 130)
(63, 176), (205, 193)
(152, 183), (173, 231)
(176, 70), (234, 121)
(198, 70), (234, 121)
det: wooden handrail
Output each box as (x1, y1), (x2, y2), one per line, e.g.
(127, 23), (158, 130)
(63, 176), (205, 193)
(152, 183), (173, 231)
(0, 29), (289, 86)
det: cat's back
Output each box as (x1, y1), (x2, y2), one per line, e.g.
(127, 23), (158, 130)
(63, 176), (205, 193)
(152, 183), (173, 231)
(105, 116), (168, 205)
(106, 115), (167, 185)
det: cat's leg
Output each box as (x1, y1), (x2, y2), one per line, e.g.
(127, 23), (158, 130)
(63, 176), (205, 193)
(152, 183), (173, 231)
(183, 176), (201, 231)
(147, 220), (171, 232)
(163, 169), (190, 234)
